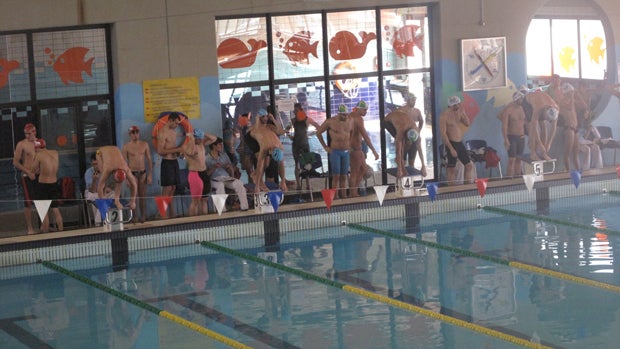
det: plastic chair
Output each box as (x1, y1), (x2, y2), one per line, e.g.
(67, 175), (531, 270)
(465, 139), (502, 178)
(596, 126), (620, 165)
(299, 152), (328, 202)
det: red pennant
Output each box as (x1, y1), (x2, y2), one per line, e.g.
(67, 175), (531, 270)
(475, 178), (488, 198)
(616, 166), (620, 179)
(155, 196), (172, 218)
(321, 189), (337, 209)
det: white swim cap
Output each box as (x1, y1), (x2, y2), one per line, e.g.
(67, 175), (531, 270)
(544, 107), (559, 121)
(407, 128), (419, 142)
(448, 95), (461, 107)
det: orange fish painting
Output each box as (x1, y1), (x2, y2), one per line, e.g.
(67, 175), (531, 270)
(282, 31), (319, 65)
(217, 38), (267, 69)
(0, 58), (20, 89)
(392, 24), (424, 58)
(329, 31), (376, 60)
(53, 47), (95, 85)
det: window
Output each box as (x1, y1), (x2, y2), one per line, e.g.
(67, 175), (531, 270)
(526, 18), (607, 80)
(216, 5), (436, 184)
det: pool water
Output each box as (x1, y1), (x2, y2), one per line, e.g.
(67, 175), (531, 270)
(1, 195), (619, 348)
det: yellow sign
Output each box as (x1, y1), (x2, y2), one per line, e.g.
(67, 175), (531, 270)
(143, 77), (200, 122)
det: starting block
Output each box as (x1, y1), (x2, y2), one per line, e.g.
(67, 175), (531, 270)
(521, 154), (556, 182)
(104, 207), (133, 232)
(254, 191), (284, 214)
(389, 166), (425, 197)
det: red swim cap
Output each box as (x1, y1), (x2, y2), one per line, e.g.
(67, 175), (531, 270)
(114, 169), (126, 183)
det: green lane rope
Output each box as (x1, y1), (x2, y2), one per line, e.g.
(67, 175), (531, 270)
(200, 241), (551, 349)
(38, 259), (251, 349)
(348, 223), (620, 294)
(482, 205), (620, 237)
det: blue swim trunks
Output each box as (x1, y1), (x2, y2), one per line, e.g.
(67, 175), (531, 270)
(329, 149), (350, 175)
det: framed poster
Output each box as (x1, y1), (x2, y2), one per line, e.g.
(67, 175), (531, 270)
(461, 37), (507, 91)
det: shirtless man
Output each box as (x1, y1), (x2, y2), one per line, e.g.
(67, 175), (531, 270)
(248, 109), (288, 193)
(401, 93), (425, 167)
(13, 123), (38, 234)
(497, 91), (527, 177)
(316, 104), (354, 198)
(349, 100), (379, 197)
(122, 126), (153, 222)
(556, 83), (580, 171)
(156, 112), (183, 218)
(96, 146), (138, 211)
(183, 128), (216, 216)
(439, 96), (473, 185)
(521, 90), (559, 160)
(385, 93), (427, 179)
(31, 139), (63, 233)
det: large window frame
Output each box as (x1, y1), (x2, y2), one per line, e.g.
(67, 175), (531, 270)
(0, 25), (114, 210)
(526, 17), (608, 81)
(216, 6), (436, 185)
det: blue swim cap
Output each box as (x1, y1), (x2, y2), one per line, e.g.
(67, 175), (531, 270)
(407, 128), (419, 142)
(193, 128), (205, 139)
(258, 108), (268, 117)
(272, 148), (283, 162)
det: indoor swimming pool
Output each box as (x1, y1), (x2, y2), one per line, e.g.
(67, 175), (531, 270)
(1, 191), (619, 348)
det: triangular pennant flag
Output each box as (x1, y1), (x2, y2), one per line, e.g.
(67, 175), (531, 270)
(523, 174), (535, 192)
(475, 178), (488, 198)
(95, 198), (114, 222)
(426, 183), (438, 201)
(616, 166), (620, 179)
(154, 196), (172, 218)
(212, 194), (228, 216)
(321, 189), (336, 209)
(268, 191), (283, 212)
(374, 185), (389, 206)
(570, 169), (581, 189)
(33, 200), (52, 222)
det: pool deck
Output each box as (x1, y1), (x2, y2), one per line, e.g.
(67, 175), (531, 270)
(1, 166), (617, 249)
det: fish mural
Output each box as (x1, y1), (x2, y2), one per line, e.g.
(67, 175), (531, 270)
(217, 38), (267, 69)
(558, 46), (576, 73)
(0, 58), (20, 89)
(49, 47), (94, 85)
(587, 37), (605, 64)
(279, 30), (319, 65)
(391, 24), (424, 58)
(329, 31), (376, 60)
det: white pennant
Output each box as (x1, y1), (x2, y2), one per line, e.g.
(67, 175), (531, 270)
(374, 185), (389, 206)
(34, 200), (52, 222)
(523, 174), (535, 192)
(212, 194), (228, 216)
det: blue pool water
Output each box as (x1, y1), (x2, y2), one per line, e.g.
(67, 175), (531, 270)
(1, 195), (620, 348)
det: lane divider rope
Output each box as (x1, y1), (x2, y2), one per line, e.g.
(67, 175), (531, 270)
(38, 259), (251, 349)
(482, 205), (620, 237)
(348, 223), (620, 294)
(200, 241), (551, 349)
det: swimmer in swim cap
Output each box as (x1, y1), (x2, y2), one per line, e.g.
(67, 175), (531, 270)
(95, 146), (138, 210)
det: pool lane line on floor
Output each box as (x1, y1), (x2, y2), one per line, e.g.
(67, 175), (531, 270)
(200, 241), (552, 349)
(38, 259), (252, 349)
(348, 223), (620, 294)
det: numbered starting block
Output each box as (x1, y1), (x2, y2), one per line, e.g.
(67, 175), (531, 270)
(254, 191), (284, 214)
(521, 154), (556, 182)
(103, 207), (133, 232)
(397, 175), (427, 197)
